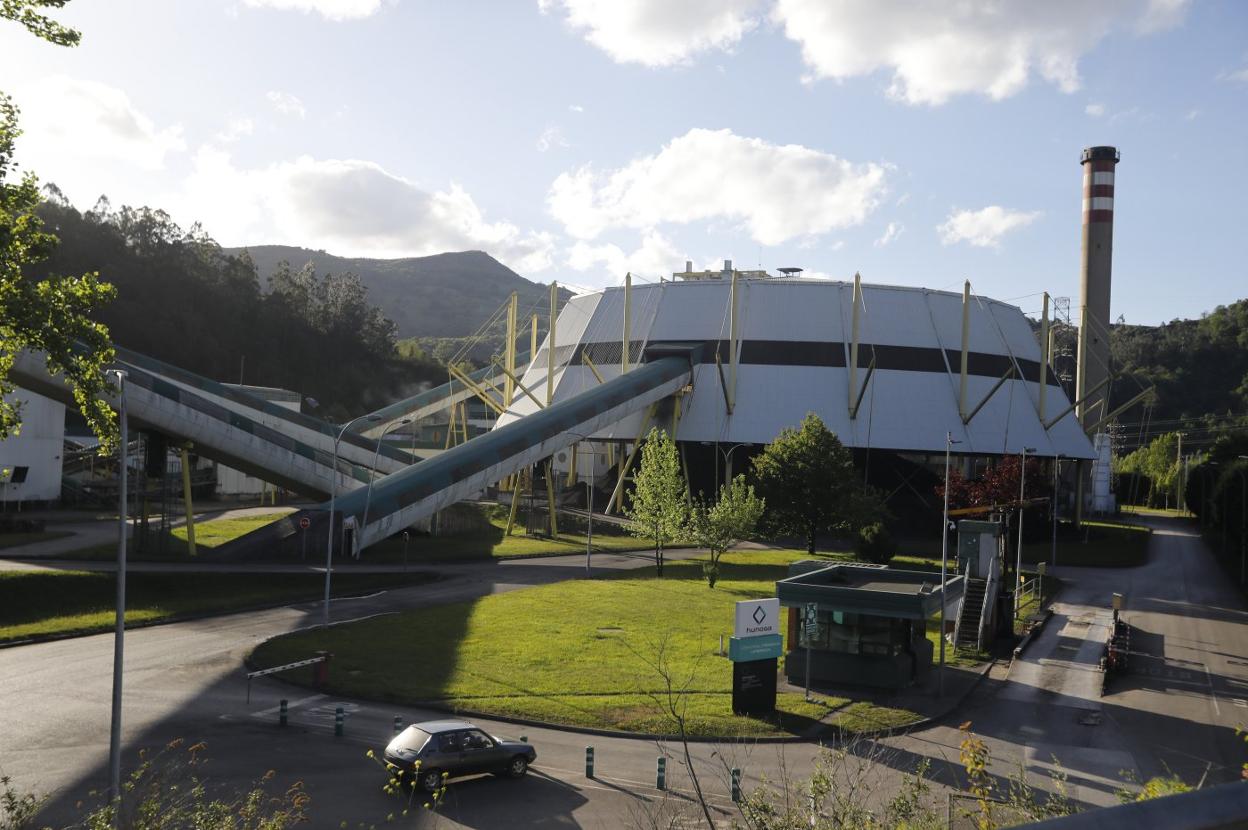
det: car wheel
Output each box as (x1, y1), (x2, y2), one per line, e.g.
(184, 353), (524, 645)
(506, 756), (529, 778)
(419, 769), (443, 793)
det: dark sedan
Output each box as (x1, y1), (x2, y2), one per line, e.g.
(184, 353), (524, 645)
(383, 719), (537, 792)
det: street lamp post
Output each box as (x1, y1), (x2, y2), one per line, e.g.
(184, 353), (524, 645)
(106, 369), (128, 813)
(359, 418), (412, 558)
(323, 413), (382, 629)
(939, 431), (962, 697)
(1015, 447), (1037, 620)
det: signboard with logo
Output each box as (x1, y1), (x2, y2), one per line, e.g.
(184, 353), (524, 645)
(734, 598), (779, 639)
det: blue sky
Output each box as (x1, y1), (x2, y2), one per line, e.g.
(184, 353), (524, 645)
(1, 0), (1245, 325)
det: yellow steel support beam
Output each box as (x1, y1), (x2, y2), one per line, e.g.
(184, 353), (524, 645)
(545, 460), (558, 536)
(448, 364), (505, 415)
(505, 290), (518, 408)
(1084, 386), (1154, 436)
(607, 402), (658, 515)
(848, 353), (877, 420)
(492, 362), (545, 410)
(582, 352), (606, 385)
(1044, 376), (1111, 430)
(179, 445), (196, 557)
(547, 282), (558, 406)
(504, 467), (524, 536)
(962, 364), (1016, 425)
(566, 443), (578, 487)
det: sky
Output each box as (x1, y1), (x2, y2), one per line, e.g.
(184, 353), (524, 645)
(1, 0), (1246, 326)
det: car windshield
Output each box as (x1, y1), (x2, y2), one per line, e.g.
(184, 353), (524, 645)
(395, 727), (431, 752)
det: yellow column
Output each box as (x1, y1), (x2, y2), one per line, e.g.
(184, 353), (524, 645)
(179, 446), (197, 557)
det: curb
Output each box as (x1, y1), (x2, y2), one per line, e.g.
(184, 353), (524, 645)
(0, 574), (439, 651)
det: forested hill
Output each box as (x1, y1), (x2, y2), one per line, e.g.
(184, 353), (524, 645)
(32, 199), (444, 418)
(1109, 298), (1248, 435)
(228, 245), (552, 338)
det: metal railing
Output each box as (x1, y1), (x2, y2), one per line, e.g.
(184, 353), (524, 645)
(976, 554), (1000, 651)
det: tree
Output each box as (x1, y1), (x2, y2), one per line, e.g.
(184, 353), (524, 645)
(686, 475), (764, 588)
(750, 413), (874, 555)
(1, 2), (117, 446)
(625, 426), (687, 577)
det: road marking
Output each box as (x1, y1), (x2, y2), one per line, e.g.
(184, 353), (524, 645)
(251, 693), (325, 718)
(1203, 663), (1221, 716)
(1233, 699), (1247, 708)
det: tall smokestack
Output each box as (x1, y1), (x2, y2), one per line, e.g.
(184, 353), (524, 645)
(1075, 145), (1119, 430)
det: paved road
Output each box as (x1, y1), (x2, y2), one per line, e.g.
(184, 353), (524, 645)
(2, 515), (1245, 828)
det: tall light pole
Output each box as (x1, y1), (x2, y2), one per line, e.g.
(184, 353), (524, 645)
(1015, 447), (1037, 620)
(323, 413), (381, 629)
(106, 369), (128, 813)
(359, 418), (412, 558)
(939, 431), (962, 697)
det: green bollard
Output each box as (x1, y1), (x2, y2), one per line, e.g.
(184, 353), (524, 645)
(585, 746), (595, 778)
(657, 756), (667, 790)
(731, 768), (742, 803)
(334, 706), (344, 737)
(393, 716), (403, 735)
(279, 699), (288, 728)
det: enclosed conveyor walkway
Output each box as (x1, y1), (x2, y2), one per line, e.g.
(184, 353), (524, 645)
(219, 344), (699, 558)
(11, 350), (394, 498)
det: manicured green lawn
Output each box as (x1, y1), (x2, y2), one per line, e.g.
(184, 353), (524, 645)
(49, 512), (295, 561)
(362, 513), (654, 564)
(0, 570), (436, 643)
(251, 549), (923, 737)
(1021, 520), (1150, 568)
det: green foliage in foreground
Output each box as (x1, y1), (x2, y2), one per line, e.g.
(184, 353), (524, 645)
(0, 570), (434, 642)
(251, 550), (922, 737)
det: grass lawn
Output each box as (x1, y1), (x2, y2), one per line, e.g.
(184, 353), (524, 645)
(363, 513), (654, 564)
(1021, 520), (1150, 568)
(49, 512), (294, 561)
(0, 530), (74, 549)
(1119, 505), (1188, 518)
(251, 549), (925, 738)
(0, 570), (436, 643)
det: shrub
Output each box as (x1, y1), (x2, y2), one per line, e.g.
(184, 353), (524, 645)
(856, 522), (896, 565)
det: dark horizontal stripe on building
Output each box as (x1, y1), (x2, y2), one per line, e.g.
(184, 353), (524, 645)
(568, 339), (1059, 386)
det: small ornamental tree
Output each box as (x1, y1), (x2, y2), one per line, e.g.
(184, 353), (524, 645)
(687, 475), (764, 588)
(751, 412), (874, 554)
(624, 426), (687, 577)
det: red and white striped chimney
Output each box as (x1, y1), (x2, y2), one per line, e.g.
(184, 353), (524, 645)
(1076, 145), (1119, 430)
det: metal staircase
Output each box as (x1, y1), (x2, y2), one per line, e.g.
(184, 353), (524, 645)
(955, 576), (988, 650)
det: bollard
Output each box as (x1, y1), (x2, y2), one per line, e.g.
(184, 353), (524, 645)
(334, 706), (344, 737)
(585, 746), (595, 778)
(520, 735), (528, 743)
(393, 716), (403, 735)
(656, 756), (667, 790)
(731, 768), (742, 803)
(279, 699), (288, 728)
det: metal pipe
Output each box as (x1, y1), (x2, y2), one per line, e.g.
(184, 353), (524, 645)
(548, 282), (558, 407)
(107, 369), (129, 815)
(1015, 447), (1036, 620)
(849, 354), (876, 420)
(1052, 455), (1060, 567)
(1043, 376), (1111, 430)
(939, 431), (959, 696)
(505, 291), (517, 409)
(963, 365), (1016, 425)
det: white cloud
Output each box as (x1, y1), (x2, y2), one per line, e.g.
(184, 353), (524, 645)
(11, 75), (185, 196)
(181, 149), (555, 271)
(569, 104), (585, 113)
(539, 0), (761, 67)
(216, 117), (254, 143)
(1184, 108), (1200, 121)
(266, 90), (306, 118)
(548, 128), (888, 245)
(774, 0), (1188, 105)
(536, 125), (570, 152)
(1220, 67), (1248, 83)
(874, 222), (903, 247)
(937, 206), (1041, 248)
(1085, 103), (1106, 117)
(243, 0), (381, 20)
(565, 230), (684, 280)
